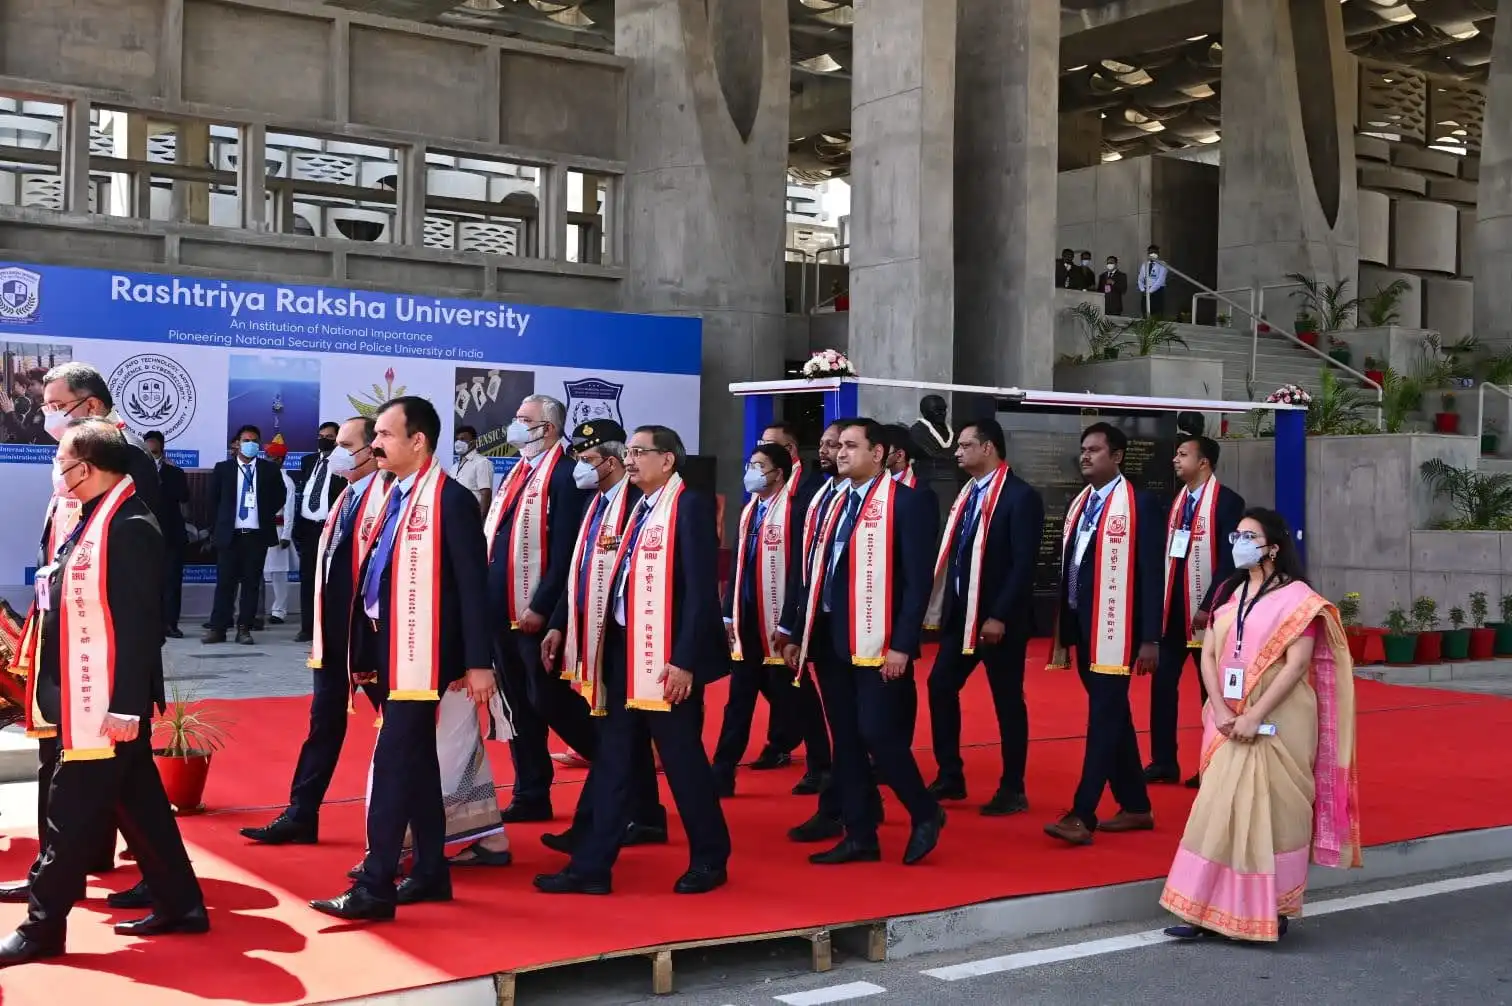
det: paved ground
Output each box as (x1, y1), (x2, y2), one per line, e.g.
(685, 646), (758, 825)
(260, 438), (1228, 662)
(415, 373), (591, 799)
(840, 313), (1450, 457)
(160, 620), (318, 700)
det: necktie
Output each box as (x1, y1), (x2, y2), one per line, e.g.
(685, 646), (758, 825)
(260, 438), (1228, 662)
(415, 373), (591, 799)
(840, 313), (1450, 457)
(805, 484), (837, 576)
(743, 500), (767, 605)
(1180, 491), (1198, 530)
(951, 481), (987, 594)
(613, 499), (652, 611)
(1068, 492), (1105, 610)
(362, 487), (406, 614)
(822, 491), (863, 612)
(327, 489), (361, 567)
(238, 463), (254, 519)
(309, 458), (329, 510)
(577, 492), (609, 611)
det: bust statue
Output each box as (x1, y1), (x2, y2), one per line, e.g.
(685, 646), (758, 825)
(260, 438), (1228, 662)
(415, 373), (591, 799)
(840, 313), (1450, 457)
(909, 394), (957, 471)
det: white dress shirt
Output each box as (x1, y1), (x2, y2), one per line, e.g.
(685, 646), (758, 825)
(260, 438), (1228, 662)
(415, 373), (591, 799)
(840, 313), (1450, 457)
(301, 453), (335, 522)
(364, 469), (418, 619)
(453, 448), (496, 504)
(614, 483), (664, 626)
(232, 459), (261, 531)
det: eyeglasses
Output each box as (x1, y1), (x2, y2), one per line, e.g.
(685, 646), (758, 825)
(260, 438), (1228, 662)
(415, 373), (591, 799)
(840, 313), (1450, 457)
(624, 447), (668, 459)
(1228, 530), (1265, 544)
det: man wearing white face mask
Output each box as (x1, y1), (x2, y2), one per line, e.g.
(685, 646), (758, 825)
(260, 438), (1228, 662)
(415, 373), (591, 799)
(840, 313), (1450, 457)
(484, 395), (593, 823)
(451, 425), (495, 514)
(39, 363), (161, 516)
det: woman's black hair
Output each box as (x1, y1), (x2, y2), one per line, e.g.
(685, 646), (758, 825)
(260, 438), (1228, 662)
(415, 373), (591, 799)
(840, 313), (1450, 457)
(1214, 506), (1309, 604)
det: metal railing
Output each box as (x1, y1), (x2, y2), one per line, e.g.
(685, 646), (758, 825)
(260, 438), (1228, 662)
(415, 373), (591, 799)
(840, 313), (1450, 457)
(1255, 280), (1308, 381)
(786, 247), (812, 312)
(1475, 382), (1512, 446)
(1190, 286), (1255, 331)
(809, 243), (850, 314)
(1156, 258), (1384, 428)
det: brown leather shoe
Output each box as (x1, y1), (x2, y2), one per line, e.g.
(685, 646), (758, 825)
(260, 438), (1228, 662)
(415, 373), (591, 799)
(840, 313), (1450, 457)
(1099, 810), (1155, 833)
(1043, 813), (1094, 846)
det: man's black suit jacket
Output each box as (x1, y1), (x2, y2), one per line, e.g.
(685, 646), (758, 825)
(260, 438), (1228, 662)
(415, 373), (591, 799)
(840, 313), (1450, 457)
(724, 489), (809, 626)
(356, 475), (492, 696)
(156, 460), (189, 549)
(208, 457), (288, 549)
(486, 451), (590, 622)
(1058, 482), (1166, 650)
(792, 479), (936, 660)
(944, 470), (1046, 634)
(297, 450), (348, 519)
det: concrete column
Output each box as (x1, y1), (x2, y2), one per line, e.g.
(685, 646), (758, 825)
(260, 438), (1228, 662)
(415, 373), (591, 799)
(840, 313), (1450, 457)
(616, 0), (790, 512)
(848, 0), (957, 421)
(61, 99), (93, 214)
(394, 142), (428, 247)
(1477, 0), (1512, 347)
(170, 119), (210, 225)
(237, 123), (268, 232)
(954, 0), (1059, 391)
(1216, 0), (1358, 309)
(106, 110), (149, 218)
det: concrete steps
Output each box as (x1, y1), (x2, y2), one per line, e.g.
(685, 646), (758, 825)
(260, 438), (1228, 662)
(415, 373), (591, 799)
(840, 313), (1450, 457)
(1106, 316), (1349, 402)
(1356, 656), (1512, 695)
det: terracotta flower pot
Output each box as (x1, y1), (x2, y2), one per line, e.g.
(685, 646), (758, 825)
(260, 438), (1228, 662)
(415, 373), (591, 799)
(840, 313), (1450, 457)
(1469, 628), (1497, 660)
(1414, 631), (1444, 663)
(154, 751), (212, 814)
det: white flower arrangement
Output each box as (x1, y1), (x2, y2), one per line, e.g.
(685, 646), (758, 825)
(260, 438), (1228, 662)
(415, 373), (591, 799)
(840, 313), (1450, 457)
(801, 348), (855, 379)
(1266, 383), (1312, 407)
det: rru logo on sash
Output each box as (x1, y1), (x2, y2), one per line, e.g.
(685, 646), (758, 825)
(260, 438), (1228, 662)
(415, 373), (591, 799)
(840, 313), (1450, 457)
(1107, 515), (1129, 539)
(642, 526), (665, 551)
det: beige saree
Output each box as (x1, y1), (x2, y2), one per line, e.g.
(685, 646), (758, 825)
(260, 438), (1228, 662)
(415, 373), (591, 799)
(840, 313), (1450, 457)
(1159, 579), (1362, 941)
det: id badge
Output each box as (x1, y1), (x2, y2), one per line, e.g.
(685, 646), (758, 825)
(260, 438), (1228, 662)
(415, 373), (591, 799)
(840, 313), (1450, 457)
(1222, 665), (1245, 701)
(34, 565), (53, 612)
(1168, 529), (1191, 559)
(242, 489), (258, 512)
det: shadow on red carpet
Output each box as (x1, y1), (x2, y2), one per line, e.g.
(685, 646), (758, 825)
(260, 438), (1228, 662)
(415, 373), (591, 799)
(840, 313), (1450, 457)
(1, 640), (1509, 1004)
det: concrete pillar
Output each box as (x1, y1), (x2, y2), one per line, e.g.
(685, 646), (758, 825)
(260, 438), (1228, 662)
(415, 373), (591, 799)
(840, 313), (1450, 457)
(616, 0), (790, 511)
(1216, 0), (1358, 312)
(954, 0), (1060, 392)
(106, 110), (149, 218)
(847, 0), (957, 421)
(171, 120), (210, 225)
(1477, 0), (1512, 347)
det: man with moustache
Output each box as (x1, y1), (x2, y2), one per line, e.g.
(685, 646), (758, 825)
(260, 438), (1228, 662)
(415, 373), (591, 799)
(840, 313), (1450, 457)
(535, 425), (732, 895)
(310, 396), (494, 920)
(485, 395), (593, 823)
(241, 416), (388, 848)
(295, 421), (347, 644)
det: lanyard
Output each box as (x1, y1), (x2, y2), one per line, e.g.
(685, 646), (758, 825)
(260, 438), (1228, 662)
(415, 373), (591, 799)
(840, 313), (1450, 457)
(1232, 572), (1281, 656)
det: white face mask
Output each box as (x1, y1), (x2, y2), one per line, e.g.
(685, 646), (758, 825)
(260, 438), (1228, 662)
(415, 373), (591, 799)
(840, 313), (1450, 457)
(327, 446), (359, 478)
(1149, 252), (1159, 260)
(1232, 539), (1267, 570)
(573, 460), (600, 490)
(1080, 258), (1091, 267)
(453, 440), (470, 456)
(42, 409), (70, 441)
(743, 467), (769, 494)
(50, 459), (73, 497)
(1107, 262), (1117, 271)
(507, 420), (548, 456)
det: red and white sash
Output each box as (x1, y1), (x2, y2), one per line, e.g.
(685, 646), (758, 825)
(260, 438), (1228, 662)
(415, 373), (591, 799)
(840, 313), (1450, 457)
(925, 465), (1008, 652)
(731, 491), (792, 664)
(797, 474), (897, 670)
(385, 460), (448, 701)
(597, 474), (687, 712)
(1049, 479), (1137, 675)
(25, 477), (137, 760)
(787, 459), (805, 499)
(800, 476), (837, 583)
(1162, 478), (1220, 648)
(564, 482), (633, 715)
(484, 443), (566, 627)
(894, 465), (917, 488)
(307, 474), (392, 671)
(8, 494), (87, 683)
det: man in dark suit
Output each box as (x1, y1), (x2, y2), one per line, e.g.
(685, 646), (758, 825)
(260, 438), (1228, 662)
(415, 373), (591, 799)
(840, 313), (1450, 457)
(535, 425), (732, 895)
(294, 421), (346, 644)
(1147, 435), (1245, 788)
(1044, 422), (1165, 846)
(38, 363), (161, 514)
(761, 420), (826, 505)
(204, 424), (287, 645)
(241, 416), (382, 847)
(487, 394), (593, 823)
(311, 397), (494, 921)
(782, 418), (943, 866)
(713, 443), (830, 796)
(0, 419), (206, 967)
(142, 431), (189, 639)
(925, 417), (1045, 816)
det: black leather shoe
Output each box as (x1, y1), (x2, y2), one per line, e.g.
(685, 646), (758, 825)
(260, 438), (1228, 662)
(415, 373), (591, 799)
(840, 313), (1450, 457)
(791, 770), (829, 796)
(673, 866), (727, 894)
(1143, 763), (1182, 785)
(499, 800), (553, 824)
(533, 870), (611, 895)
(235, 630), (255, 645)
(541, 829), (576, 854)
(788, 812), (844, 844)
(981, 790), (1030, 817)
(164, 627), (184, 639)
(0, 931), (62, 967)
(0, 883), (30, 905)
(927, 777), (967, 801)
(623, 822), (669, 847)
(903, 808), (946, 865)
(106, 880), (152, 910)
(240, 812), (318, 845)
(809, 838), (882, 865)
(114, 906), (209, 936)
(748, 748), (791, 770)
(310, 887), (395, 922)
(396, 877), (453, 905)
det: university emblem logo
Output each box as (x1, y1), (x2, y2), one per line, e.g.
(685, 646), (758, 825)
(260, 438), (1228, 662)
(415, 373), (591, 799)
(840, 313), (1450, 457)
(0, 267), (41, 324)
(1192, 518), (1206, 536)
(763, 525), (783, 546)
(563, 378), (624, 432)
(408, 505), (431, 531)
(71, 540), (96, 571)
(643, 526), (665, 551)
(862, 501), (883, 522)
(1107, 515), (1129, 537)
(108, 354), (197, 441)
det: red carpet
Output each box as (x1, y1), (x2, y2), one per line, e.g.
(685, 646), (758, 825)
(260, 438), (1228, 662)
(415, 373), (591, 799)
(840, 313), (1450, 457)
(2, 640), (1510, 1005)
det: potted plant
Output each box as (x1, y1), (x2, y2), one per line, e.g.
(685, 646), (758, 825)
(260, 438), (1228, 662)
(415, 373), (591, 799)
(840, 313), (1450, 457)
(152, 685), (231, 814)
(1468, 591), (1497, 660)
(1435, 391), (1461, 434)
(1363, 355), (1386, 388)
(1442, 605), (1471, 660)
(1295, 311), (1320, 347)
(1338, 590), (1363, 661)
(1483, 418), (1500, 457)
(1327, 334), (1352, 367)
(1411, 595), (1442, 662)
(1497, 594), (1512, 655)
(1383, 604), (1418, 665)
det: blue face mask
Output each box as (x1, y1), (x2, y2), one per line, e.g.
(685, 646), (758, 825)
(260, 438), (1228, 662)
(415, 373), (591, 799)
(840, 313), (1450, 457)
(239, 440), (260, 460)
(1232, 539), (1266, 570)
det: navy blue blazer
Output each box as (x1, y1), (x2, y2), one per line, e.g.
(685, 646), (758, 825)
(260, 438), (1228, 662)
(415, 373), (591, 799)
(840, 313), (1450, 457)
(207, 456), (288, 549)
(355, 476), (493, 695)
(648, 487), (731, 685)
(486, 452), (590, 624)
(1200, 483), (1247, 613)
(780, 477), (842, 632)
(944, 470), (1046, 634)
(794, 480), (936, 660)
(1058, 483), (1166, 650)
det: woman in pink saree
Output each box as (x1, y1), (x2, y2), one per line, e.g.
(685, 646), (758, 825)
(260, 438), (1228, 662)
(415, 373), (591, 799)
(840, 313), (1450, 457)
(1160, 508), (1361, 942)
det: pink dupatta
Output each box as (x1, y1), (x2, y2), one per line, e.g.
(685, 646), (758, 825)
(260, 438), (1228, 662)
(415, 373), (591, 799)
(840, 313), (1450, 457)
(1205, 578), (1362, 870)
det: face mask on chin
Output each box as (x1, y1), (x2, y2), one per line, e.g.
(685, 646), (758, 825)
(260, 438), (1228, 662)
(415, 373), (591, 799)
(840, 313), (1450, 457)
(573, 460), (599, 490)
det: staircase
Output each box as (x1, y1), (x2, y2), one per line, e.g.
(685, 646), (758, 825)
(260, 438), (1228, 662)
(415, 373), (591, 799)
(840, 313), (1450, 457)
(1108, 317), (1356, 402)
